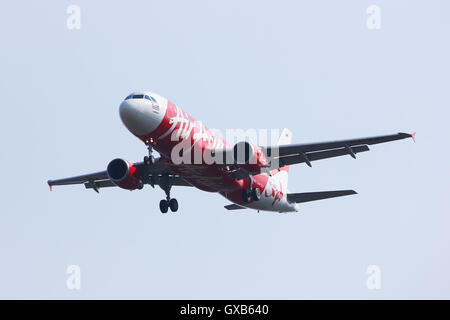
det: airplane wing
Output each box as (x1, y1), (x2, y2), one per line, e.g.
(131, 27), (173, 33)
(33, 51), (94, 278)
(48, 157), (192, 192)
(264, 132), (415, 168)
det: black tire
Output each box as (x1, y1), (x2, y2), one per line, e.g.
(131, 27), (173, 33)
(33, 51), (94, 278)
(252, 188), (261, 201)
(144, 155), (155, 166)
(242, 189), (251, 203)
(169, 198), (178, 212)
(159, 200), (169, 213)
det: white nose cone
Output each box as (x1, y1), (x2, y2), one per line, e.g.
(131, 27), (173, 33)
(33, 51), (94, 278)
(119, 93), (166, 136)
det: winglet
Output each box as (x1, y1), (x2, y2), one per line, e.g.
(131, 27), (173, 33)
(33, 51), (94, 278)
(47, 180), (53, 191)
(410, 132), (416, 143)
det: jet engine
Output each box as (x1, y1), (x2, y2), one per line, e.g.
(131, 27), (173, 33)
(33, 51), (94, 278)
(232, 141), (269, 173)
(107, 158), (143, 190)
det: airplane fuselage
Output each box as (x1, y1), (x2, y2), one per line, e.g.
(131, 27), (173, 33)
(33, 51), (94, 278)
(119, 91), (298, 213)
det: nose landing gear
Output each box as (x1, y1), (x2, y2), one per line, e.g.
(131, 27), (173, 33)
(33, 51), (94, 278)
(144, 155), (155, 166)
(144, 139), (155, 166)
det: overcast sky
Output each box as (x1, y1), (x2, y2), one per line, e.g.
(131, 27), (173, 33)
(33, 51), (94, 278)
(0, 0), (449, 299)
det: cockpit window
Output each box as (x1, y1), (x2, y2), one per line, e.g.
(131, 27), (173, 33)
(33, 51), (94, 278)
(125, 94), (156, 101)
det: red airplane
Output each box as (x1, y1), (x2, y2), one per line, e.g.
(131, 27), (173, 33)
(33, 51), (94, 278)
(48, 91), (415, 213)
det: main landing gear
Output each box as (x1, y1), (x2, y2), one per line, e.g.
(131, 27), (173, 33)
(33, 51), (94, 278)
(242, 175), (261, 203)
(158, 175), (178, 214)
(159, 198), (178, 214)
(142, 139), (179, 213)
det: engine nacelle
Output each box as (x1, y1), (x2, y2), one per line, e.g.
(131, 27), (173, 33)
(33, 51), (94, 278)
(107, 158), (142, 190)
(232, 141), (269, 173)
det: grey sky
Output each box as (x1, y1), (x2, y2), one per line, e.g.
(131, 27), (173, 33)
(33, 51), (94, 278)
(0, 0), (449, 298)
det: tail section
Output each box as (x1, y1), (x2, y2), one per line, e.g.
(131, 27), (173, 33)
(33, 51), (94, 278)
(273, 128), (292, 192)
(277, 128), (293, 146)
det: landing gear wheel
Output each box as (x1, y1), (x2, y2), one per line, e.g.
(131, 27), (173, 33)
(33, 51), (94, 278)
(159, 200), (169, 213)
(169, 198), (178, 212)
(144, 155), (155, 166)
(252, 188), (261, 201)
(242, 189), (251, 203)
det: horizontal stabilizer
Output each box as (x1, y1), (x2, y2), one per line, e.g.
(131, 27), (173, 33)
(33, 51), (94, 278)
(287, 190), (357, 203)
(224, 204), (246, 210)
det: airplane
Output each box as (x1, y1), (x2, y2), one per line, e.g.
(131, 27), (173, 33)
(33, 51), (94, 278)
(47, 91), (415, 213)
